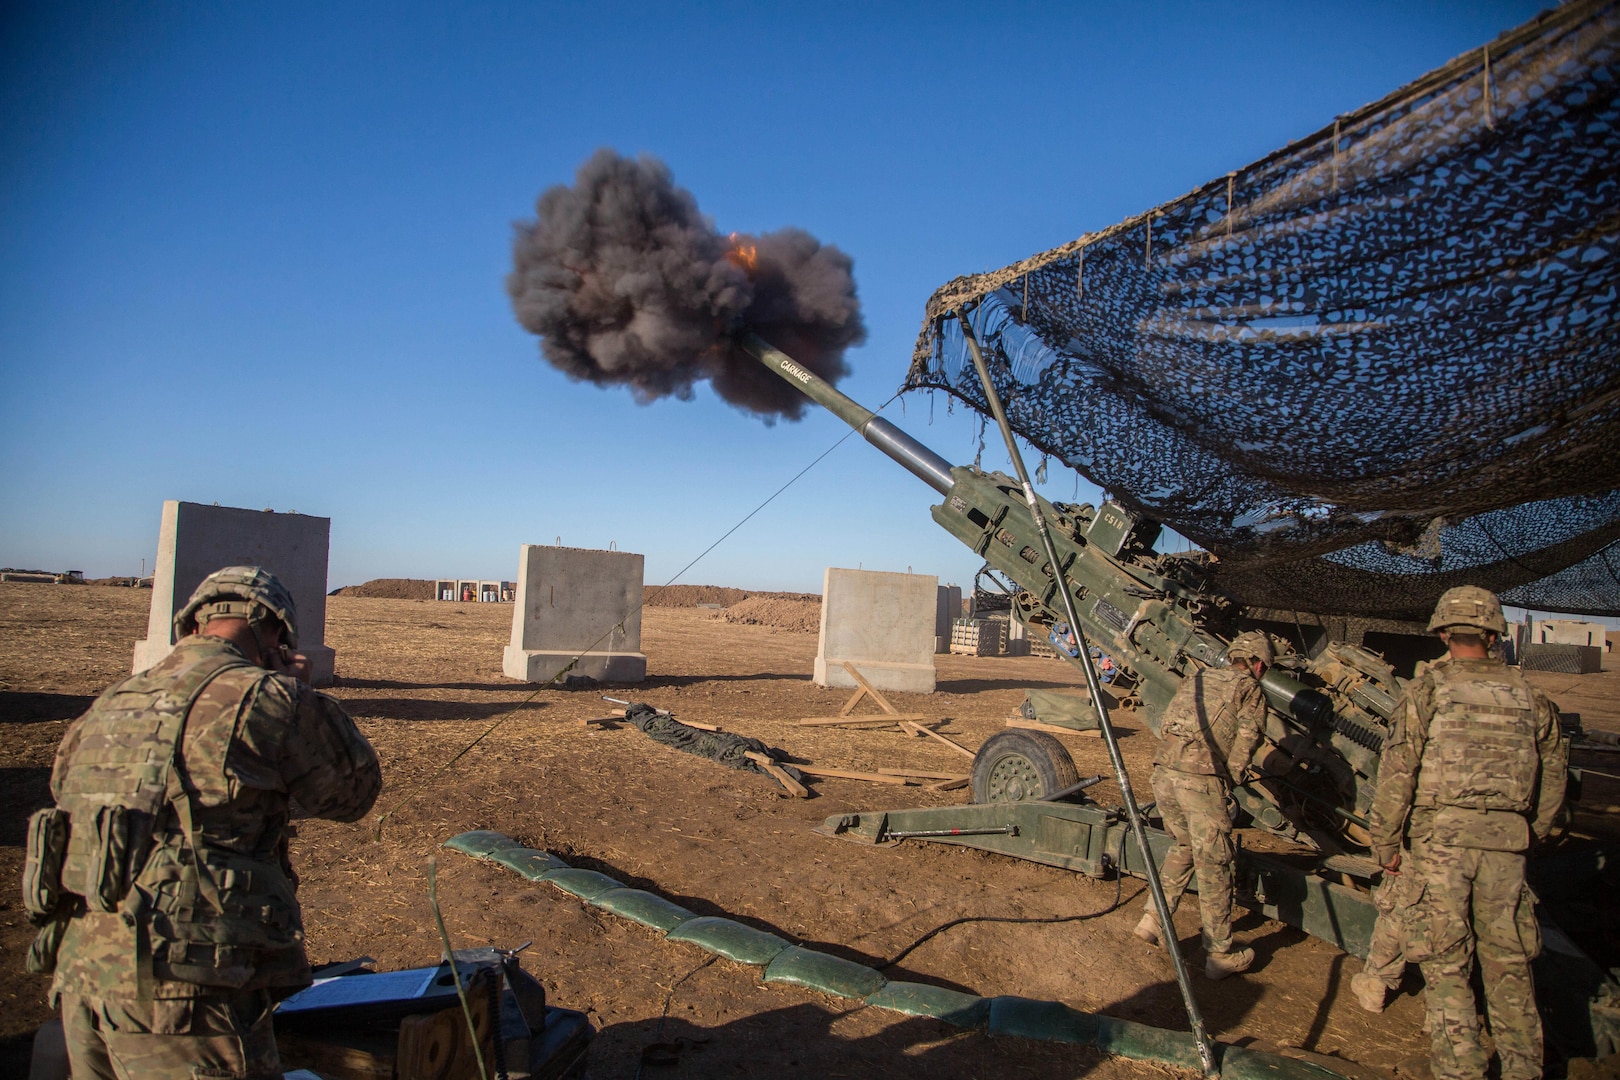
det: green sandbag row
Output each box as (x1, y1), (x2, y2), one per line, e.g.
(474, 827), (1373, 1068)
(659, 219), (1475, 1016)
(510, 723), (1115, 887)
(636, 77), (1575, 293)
(442, 833), (1345, 1080)
(443, 830), (568, 879)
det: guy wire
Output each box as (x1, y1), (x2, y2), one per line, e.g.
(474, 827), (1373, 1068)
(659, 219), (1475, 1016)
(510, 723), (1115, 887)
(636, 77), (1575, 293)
(373, 393), (902, 839)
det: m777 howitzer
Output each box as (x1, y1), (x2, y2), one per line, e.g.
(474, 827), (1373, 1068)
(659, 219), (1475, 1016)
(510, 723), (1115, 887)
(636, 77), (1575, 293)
(738, 329), (1615, 1061)
(738, 328), (1400, 855)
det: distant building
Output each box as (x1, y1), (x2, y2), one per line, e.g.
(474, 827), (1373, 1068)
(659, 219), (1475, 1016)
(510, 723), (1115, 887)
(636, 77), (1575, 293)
(1537, 619), (1611, 651)
(434, 579), (515, 602)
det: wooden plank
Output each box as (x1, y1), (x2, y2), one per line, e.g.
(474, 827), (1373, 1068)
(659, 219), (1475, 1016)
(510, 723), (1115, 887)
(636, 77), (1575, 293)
(836, 685), (868, 717)
(1005, 718), (1101, 737)
(578, 716), (621, 726)
(878, 769), (969, 780)
(927, 776), (972, 792)
(797, 714), (927, 726)
(742, 752), (808, 798)
(794, 765), (916, 785)
(900, 721), (977, 760)
(841, 661), (902, 716)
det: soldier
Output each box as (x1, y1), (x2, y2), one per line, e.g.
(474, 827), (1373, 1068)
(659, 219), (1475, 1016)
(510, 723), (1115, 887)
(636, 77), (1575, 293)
(22, 566), (382, 1080)
(1350, 650), (1453, 1014)
(1350, 862), (1424, 1012)
(1133, 630), (1272, 979)
(1367, 586), (1566, 1080)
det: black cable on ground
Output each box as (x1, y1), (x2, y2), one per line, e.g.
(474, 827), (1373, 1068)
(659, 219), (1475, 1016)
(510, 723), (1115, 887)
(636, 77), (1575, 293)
(632, 953), (720, 1080)
(880, 879), (1141, 971)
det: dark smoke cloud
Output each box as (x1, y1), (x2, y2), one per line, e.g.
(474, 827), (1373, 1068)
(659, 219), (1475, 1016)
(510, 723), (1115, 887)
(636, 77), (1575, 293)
(507, 149), (865, 421)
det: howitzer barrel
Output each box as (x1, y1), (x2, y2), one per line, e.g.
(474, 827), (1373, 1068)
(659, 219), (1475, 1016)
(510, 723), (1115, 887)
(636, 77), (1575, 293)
(739, 330), (956, 495)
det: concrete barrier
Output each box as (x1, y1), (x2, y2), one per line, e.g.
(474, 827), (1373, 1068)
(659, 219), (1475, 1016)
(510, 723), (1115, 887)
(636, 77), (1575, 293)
(814, 568), (936, 694)
(502, 544), (646, 684)
(132, 501), (334, 684)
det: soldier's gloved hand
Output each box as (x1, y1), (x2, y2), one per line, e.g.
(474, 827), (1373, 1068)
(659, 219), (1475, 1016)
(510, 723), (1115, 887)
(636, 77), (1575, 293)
(1382, 853), (1401, 876)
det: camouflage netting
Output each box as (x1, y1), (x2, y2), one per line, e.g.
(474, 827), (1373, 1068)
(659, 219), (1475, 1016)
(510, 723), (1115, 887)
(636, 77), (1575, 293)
(907, 0), (1620, 620)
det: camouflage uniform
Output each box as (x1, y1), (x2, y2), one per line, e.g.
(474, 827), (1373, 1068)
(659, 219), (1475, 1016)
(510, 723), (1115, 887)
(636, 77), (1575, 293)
(1143, 649), (1268, 959)
(1353, 654), (1452, 1010)
(1358, 866), (1425, 992)
(1368, 651), (1565, 1080)
(25, 577), (381, 1080)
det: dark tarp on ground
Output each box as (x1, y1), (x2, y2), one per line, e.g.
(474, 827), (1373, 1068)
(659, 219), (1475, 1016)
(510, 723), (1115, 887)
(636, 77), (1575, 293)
(906, 0), (1620, 620)
(623, 703), (804, 781)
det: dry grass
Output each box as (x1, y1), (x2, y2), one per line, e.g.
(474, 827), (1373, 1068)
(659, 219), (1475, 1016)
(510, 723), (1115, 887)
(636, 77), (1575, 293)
(2, 582), (1615, 1077)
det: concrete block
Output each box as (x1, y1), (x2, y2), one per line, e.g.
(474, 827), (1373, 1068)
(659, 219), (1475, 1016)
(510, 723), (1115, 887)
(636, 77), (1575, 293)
(132, 501), (334, 685)
(814, 568), (937, 694)
(502, 545), (645, 684)
(1536, 619), (1610, 650)
(934, 585), (962, 653)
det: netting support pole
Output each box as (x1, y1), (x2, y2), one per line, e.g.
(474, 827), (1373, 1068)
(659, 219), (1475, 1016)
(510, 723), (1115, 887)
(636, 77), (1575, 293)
(952, 306), (1220, 1078)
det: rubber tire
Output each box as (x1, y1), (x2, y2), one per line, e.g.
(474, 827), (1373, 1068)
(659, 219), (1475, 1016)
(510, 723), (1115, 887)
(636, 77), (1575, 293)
(971, 730), (1080, 804)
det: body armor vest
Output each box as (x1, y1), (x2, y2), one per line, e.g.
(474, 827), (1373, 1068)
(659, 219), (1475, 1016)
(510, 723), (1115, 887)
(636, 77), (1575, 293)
(1156, 668), (1250, 776)
(1414, 664), (1539, 815)
(34, 641), (306, 994)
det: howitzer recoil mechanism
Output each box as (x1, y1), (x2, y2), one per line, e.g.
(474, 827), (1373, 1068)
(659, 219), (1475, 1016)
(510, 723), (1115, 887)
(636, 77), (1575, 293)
(737, 328), (1402, 851)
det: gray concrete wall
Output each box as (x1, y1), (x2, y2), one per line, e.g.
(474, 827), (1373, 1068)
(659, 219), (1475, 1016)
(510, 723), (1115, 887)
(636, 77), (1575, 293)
(815, 568), (937, 694)
(132, 501), (334, 684)
(503, 544), (645, 684)
(1538, 619), (1610, 649)
(934, 584), (962, 654)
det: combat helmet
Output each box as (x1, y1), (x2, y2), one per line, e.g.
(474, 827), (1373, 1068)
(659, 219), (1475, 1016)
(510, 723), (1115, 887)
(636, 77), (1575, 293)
(1427, 585), (1506, 636)
(174, 566), (299, 649)
(1227, 630), (1274, 667)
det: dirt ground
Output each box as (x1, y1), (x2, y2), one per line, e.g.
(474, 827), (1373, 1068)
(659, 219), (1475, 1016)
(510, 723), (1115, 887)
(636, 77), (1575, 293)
(2, 583), (1616, 1079)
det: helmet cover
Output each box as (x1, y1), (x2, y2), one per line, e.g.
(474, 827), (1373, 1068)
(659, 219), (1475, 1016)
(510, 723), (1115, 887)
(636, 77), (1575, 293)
(173, 565), (299, 648)
(1426, 585), (1507, 635)
(1226, 630), (1275, 667)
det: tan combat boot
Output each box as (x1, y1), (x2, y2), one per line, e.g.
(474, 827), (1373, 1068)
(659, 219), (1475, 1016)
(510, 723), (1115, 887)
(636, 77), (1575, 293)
(1133, 913), (1161, 946)
(1350, 972), (1387, 1013)
(1204, 946), (1254, 980)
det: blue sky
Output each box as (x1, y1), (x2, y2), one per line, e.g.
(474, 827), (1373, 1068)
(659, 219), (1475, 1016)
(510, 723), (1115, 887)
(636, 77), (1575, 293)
(0, 1), (1550, 594)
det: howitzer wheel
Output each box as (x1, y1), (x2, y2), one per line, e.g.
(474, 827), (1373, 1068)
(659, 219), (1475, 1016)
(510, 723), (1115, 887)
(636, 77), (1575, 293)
(971, 730), (1080, 804)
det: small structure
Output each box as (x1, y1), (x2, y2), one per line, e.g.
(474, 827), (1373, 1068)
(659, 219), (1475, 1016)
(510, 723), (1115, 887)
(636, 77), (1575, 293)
(503, 545), (645, 684)
(814, 568), (937, 694)
(949, 617), (1006, 656)
(435, 579), (516, 602)
(132, 501), (335, 685)
(1521, 643), (1603, 675)
(1536, 619), (1611, 650)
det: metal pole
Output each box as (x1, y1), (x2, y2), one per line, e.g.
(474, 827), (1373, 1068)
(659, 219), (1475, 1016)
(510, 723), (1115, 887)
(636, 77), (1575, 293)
(953, 307), (1219, 1077)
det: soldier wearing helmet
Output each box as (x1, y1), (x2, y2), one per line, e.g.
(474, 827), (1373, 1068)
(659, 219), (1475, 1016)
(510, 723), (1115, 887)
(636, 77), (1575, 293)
(1367, 586), (1566, 1080)
(24, 566), (381, 1080)
(1133, 629), (1274, 979)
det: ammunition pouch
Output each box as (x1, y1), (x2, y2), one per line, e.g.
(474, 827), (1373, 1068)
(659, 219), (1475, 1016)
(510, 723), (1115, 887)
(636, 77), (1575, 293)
(23, 807), (71, 923)
(83, 805), (157, 913)
(1512, 882), (1542, 960)
(26, 911), (71, 976)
